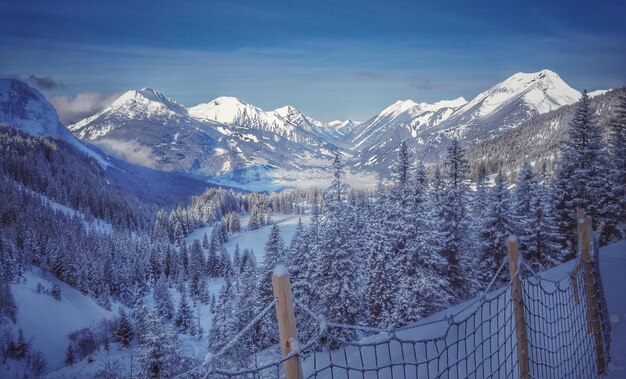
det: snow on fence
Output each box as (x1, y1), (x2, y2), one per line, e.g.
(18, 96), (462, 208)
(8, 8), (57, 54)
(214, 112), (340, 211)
(182, 210), (611, 379)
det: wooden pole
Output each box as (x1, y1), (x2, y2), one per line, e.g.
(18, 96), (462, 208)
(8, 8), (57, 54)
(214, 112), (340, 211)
(272, 265), (303, 379)
(578, 214), (607, 375)
(507, 235), (530, 379)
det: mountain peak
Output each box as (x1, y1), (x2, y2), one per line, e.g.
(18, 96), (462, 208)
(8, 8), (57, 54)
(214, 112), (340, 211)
(210, 96), (246, 106)
(111, 88), (185, 114)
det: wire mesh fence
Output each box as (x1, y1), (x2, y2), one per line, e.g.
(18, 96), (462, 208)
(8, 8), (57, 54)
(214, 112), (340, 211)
(188, 224), (611, 379)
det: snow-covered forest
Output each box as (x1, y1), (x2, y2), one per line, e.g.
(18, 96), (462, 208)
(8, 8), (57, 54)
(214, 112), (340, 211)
(0, 87), (624, 377)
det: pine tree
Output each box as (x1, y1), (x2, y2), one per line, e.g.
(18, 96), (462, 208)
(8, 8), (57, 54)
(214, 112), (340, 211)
(153, 274), (173, 320)
(257, 224), (286, 304)
(132, 288), (148, 343)
(139, 309), (181, 378)
(604, 92), (626, 240)
(515, 164), (565, 270)
(473, 163), (490, 223)
(439, 139), (473, 298)
(395, 162), (450, 324)
(366, 188), (395, 327)
(315, 154), (361, 334)
(554, 91), (610, 249)
(175, 287), (193, 333)
(206, 242), (221, 278)
(64, 344), (74, 366)
(202, 232), (210, 250)
(479, 172), (515, 284)
(116, 308), (133, 348)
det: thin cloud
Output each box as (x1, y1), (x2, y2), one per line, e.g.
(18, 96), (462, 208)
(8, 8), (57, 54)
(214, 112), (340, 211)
(411, 78), (435, 90)
(9, 74), (63, 90)
(351, 71), (386, 80)
(50, 91), (122, 125)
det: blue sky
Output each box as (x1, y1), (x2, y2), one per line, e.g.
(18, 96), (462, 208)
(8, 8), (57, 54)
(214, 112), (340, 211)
(1, 0), (625, 122)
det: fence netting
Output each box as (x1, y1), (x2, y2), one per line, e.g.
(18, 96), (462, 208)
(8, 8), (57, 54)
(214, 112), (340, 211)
(183, 238), (611, 379)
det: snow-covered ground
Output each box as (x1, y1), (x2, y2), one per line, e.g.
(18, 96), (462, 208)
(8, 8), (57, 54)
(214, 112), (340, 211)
(5, 270), (117, 374)
(186, 212), (311, 266)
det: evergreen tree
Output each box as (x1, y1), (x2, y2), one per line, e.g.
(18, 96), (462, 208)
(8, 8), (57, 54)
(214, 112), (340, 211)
(257, 224), (286, 304)
(366, 188), (395, 327)
(153, 274), (173, 320)
(439, 139), (474, 298)
(139, 309), (181, 378)
(116, 308), (133, 348)
(64, 344), (74, 366)
(479, 172), (515, 284)
(315, 154), (361, 334)
(202, 232), (210, 250)
(554, 91), (610, 249)
(175, 287), (193, 333)
(604, 93), (626, 240)
(473, 163), (490, 223)
(520, 182), (566, 270)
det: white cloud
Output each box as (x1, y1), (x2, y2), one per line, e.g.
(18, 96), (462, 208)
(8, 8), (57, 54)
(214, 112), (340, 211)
(93, 139), (158, 169)
(50, 91), (122, 125)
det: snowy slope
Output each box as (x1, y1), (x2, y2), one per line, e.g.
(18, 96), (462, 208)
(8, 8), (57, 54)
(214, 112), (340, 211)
(8, 270), (116, 372)
(347, 97), (468, 151)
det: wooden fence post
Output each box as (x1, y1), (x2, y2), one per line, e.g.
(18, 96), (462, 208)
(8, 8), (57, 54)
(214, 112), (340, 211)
(272, 265), (303, 379)
(507, 235), (530, 379)
(578, 213), (607, 375)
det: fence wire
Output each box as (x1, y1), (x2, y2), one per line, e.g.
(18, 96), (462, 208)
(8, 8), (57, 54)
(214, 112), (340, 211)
(196, 239), (611, 379)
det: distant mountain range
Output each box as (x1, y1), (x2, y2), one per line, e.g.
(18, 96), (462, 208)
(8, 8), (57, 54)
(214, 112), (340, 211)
(1, 70), (619, 189)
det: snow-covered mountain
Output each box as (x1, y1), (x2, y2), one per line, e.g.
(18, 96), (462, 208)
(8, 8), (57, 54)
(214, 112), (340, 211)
(324, 119), (361, 138)
(59, 69), (594, 184)
(0, 79), (105, 161)
(347, 97), (468, 150)
(348, 69), (582, 173)
(70, 89), (338, 178)
(437, 69), (581, 140)
(188, 96), (343, 145)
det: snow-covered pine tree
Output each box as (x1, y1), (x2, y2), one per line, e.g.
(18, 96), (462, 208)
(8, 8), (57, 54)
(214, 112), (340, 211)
(208, 276), (238, 352)
(219, 246), (232, 278)
(132, 288), (148, 344)
(473, 163), (490, 223)
(153, 274), (173, 320)
(232, 244), (242, 275)
(520, 181), (566, 270)
(514, 162), (565, 270)
(202, 232), (210, 250)
(257, 223), (286, 304)
(395, 162), (451, 324)
(439, 139), (474, 299)
(604, 92), (626, 241)
(206, 241), (221, 278)
(366, 184), (396, 328)
(175, 286), (193, 333)
(478, 172), (515, 284)
(289, 219), (320, 340)
(252, 223), (286, 347)
(315, 154), (362, 334)
(116, 308), (133, 348)
(64, 344), (74, 366)
(139, 308), (182, 378)
(554, 90), (611, 249)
